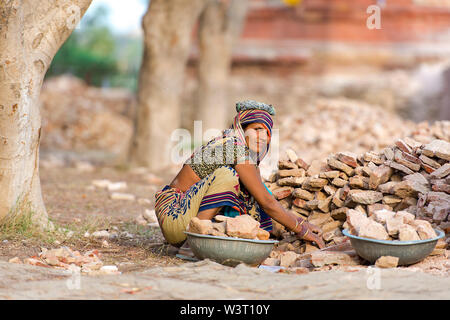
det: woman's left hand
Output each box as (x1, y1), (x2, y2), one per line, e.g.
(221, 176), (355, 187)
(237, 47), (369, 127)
(295, 218), (325, 249)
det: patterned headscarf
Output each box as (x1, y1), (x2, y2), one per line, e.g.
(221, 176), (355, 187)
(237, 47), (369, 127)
(228, 101), (275, 165)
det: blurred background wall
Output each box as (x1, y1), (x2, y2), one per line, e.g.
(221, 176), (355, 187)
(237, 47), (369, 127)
(41, 0), (450, 167)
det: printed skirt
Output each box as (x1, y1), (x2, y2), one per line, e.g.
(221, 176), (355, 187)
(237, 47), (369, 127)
(154, 165), (273, 246)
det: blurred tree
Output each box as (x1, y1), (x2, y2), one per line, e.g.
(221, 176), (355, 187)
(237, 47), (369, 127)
(0, 0), (92, 228)
(46, 4), (117, 87)
(129, 0), (209, 170)
(194, 0), (249, 135)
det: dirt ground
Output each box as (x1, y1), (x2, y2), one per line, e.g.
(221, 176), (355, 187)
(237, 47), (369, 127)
(0, 164), (449, 300)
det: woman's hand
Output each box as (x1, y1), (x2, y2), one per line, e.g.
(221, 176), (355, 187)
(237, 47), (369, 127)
(295, 218), (325, 249)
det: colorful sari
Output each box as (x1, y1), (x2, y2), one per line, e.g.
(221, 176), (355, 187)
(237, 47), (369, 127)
(155, 102), (276, 246)
(155, 165), (273, 246)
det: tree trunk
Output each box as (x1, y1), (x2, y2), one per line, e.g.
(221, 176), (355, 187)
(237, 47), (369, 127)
(130, 0), (209, 171)
(0, 0), (92, 227)
(194, 0), (249, 136)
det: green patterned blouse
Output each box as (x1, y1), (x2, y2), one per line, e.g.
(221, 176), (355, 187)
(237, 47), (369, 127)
(184, 134), (256, 179)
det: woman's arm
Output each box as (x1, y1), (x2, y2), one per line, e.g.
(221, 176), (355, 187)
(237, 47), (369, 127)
(235, 162), (325, 248)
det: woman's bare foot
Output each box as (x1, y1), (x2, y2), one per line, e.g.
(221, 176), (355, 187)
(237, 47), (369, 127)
(177, 241), (195, 258)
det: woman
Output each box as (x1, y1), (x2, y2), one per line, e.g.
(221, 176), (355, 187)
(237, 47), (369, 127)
(155, 100), (325, 251)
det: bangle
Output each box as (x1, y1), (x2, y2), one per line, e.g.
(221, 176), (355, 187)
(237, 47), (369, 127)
(297, 224), (309, 238)
(291, 219), (299, 232)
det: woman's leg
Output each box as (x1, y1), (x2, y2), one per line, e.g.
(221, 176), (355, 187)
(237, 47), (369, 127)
(196, 206), (224, 220)
(155, 166), (242, 247)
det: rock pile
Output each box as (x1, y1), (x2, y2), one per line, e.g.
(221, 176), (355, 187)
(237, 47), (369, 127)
(39, 75), (134, 156)
(8, 247), (120, 275)
(187, 215), (270, 240)
(346, 208), (437, 241)
(277, 98), (417, 163)
(265, 133), (450, 250)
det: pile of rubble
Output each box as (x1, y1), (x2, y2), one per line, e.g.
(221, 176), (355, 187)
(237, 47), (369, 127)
(276, 98), (417, 164)
(187, 215), (270, 240)
(8, 247), (120, 275)
(264, 127), (450, 261)
(39, 75), (134, 156)
(346, 208), (437, 241)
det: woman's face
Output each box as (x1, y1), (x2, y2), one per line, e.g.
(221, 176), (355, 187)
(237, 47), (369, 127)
(244, 122), (270, 154)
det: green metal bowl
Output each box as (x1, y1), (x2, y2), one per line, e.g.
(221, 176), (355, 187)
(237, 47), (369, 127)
(342, 228), (445, 266)
(184, 231), (278, 267)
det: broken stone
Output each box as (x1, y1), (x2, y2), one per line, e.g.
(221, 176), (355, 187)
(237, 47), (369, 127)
(310, 251), (359, 267)
(383, 147), (395, 161)
(395, 139), (413, 154)
(409, 220), (437, 240)
(277, 177), (306, 187)
(331, 177), (348, 187)
(367, 203), (392, 216)
(349, 175), (366, 189)
(91, 230), (111, 239)
(295, 158), (310, 170)
(358, 220), (389, 240)
(262, 257), (280, 266)
(278, 160), (297, 170)
(393, 180), (429, 199)
(319, 170), (340, 179)
(382, 195), (402, 205)
(213, 215), (230, 223)
(279, 251), (299, 268)
(385, 160), (415, 175)
(278, 169), (306, 178)
(188, 217), (213, 235)
(403, 172), (429, 186)
(327, 156), (354, 176)
(363, 151), (384, 165)
(292, 198), (307, 209)
(323, 184), (337, 196)
(321, 220), (342, 233)
(257, 228), (270, 240)
(422, 139), (450, 161)
(330, 207), (349, 221)
(369, 165), (393, 190)
(225, 215), (260, 239)
(306, 178), (328, 189)
(317, 196), (332, 213)
(143, 209), (158, 223)
(346, 209), (369, 234)
(107, 181), (128, 191)
(394, 150), (421, 172)
(292, 188), (314, 200)
(336, 151), (359, 168)
(385, 216), (405, 237)
(419, 154), (441, 169)
(398, 224), (420, 241)
(285, 149), (299, 163)
(395, 211), (416, 224)
(350, 190), (383, 205)
(110, 192), (136, 201)
(404, 137), (422, 149)
(272, 187), (294, 200)
(375, 256), (399, 268)
(430, 163), (450, 179)
(91, 179), (111, 189)
(372, 209), (395, 224)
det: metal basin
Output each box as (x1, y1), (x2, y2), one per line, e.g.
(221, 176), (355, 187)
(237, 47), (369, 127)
(184, 231), (278, 267)
(342, 228), (445, 266)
